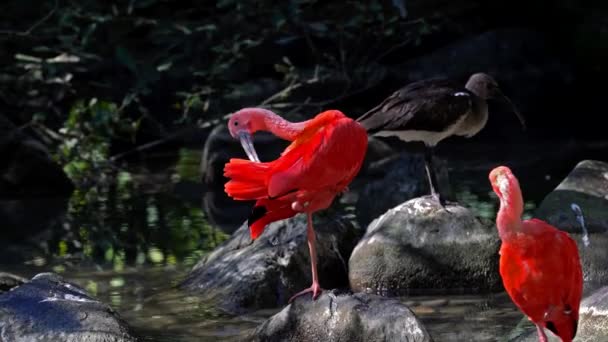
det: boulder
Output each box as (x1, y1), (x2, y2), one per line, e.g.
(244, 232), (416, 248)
(180, 214), (363, 312)
(535, 160), (608, 286)
(349, 196), (501, 295)
(0, 114), (73, 197)
(354, 149), (450, 228)
(251, 290), (432, 342)
(508, 286), (608, 342)
(0, 273), (137, 342)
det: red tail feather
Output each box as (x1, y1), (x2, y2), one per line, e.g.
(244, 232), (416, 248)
(224, 158), (270, 200)
(248, 198), (297, 239)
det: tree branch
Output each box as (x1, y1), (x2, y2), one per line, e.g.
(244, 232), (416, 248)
(0, 0), (58, 36)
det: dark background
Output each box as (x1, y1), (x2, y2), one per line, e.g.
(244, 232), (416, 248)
(1, 0), (607, 198)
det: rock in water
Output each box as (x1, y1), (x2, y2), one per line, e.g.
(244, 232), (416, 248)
(251, 290), (432, 342)
(0, 273), (137, 342)
(354, 152), (450, 228)
(535, 160), (608, 286)
(349, 196), (501, 295)
(0, 114), (73, 197)
(180, 214), (362, 312)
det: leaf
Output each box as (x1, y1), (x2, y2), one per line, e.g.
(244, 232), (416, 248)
(115, 46), (137, 73)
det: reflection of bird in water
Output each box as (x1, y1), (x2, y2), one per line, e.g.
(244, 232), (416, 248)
(199, 124), (286, 234)
(490, 166), (582, 342)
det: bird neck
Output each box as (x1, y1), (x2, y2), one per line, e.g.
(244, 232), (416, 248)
(496, 188), (524, 241)
(254, 109), (307, 141)
(465, 79), (487, 99)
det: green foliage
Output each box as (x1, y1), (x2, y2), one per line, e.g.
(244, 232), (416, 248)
(54, 98), (139, 185)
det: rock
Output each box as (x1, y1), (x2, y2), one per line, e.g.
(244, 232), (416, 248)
(250, 290), (432, 342)
(349, 196), (501, 295)
(0, 273), (137, 342)
(535, 160), (608, 286)
(508, 286), (608, 342)
(0, 272), (26, 293)
(180, 214), (362, 313)
(199, 124), (288, 233)
(0, 114), (74, 197)
(0, 197), (69, 263)
(353, 150), (451, 228)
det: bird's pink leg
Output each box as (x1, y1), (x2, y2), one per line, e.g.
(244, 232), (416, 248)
(536, 324), (548, 342)
(289, 213), (324, 303)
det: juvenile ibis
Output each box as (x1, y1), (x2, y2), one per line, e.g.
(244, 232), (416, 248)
(357, 73), (525, 204)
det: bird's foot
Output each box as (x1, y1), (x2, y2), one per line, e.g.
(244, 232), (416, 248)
(288, 282), (323, 303)
(430, 193), (451, 213)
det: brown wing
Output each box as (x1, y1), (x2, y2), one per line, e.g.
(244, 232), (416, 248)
(356, 78), (474, 134)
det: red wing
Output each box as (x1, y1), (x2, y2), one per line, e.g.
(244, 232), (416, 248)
(267, 118), (367, 198)
(501, 221), (583, 322)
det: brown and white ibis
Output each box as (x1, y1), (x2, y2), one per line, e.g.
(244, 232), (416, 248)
(357, 73), (525, 204)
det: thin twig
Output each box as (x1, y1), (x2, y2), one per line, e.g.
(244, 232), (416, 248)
(0, 0), (58, 36)
(370, 37), (413, 65)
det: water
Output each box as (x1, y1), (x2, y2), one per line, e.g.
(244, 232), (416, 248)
(1, 140), (606, 341)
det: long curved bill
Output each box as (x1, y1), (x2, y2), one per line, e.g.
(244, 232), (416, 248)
(496, 89), (526, 130)
(237, 131), (261, 162)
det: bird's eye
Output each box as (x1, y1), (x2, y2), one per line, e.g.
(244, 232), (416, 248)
(234, 121), (239, 126)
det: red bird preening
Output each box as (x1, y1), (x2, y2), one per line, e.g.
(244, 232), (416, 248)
(223, 108), (368, 302)
(490, 166), (583, 342)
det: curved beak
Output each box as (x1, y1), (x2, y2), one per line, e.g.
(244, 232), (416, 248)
(495, 88), (526, 130)
(237, 131), (261, 162)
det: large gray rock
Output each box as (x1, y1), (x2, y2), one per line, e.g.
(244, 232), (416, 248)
(354, 151), (450, 228)
(181, 214), (363, 312)
(251, 290), (432, 342)
(535, 160), (608, 286)
(0, 273), (137, 342)
(508, 286), (608, 342)
(349, 197), (501, 295)
(0, 114), (73, 197)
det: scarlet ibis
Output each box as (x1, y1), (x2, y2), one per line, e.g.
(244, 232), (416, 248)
(358, 73), (525, 204)
(223, 108), (368, 301)
(489, 166), (583, 342)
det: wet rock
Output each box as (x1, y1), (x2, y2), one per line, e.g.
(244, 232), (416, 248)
(0, 273), (137, 342)
(535, 160), (608, 285)
(0, 272), (26, 293)
(508, 285), (608, 342)
(180, 214), (362, 312)
(251, 290), (432, 342)
(0, 114), (73, 197)
(354, 151), (450, 228)
(349, 197), (501, 295)
(199, 124), (288, 233)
